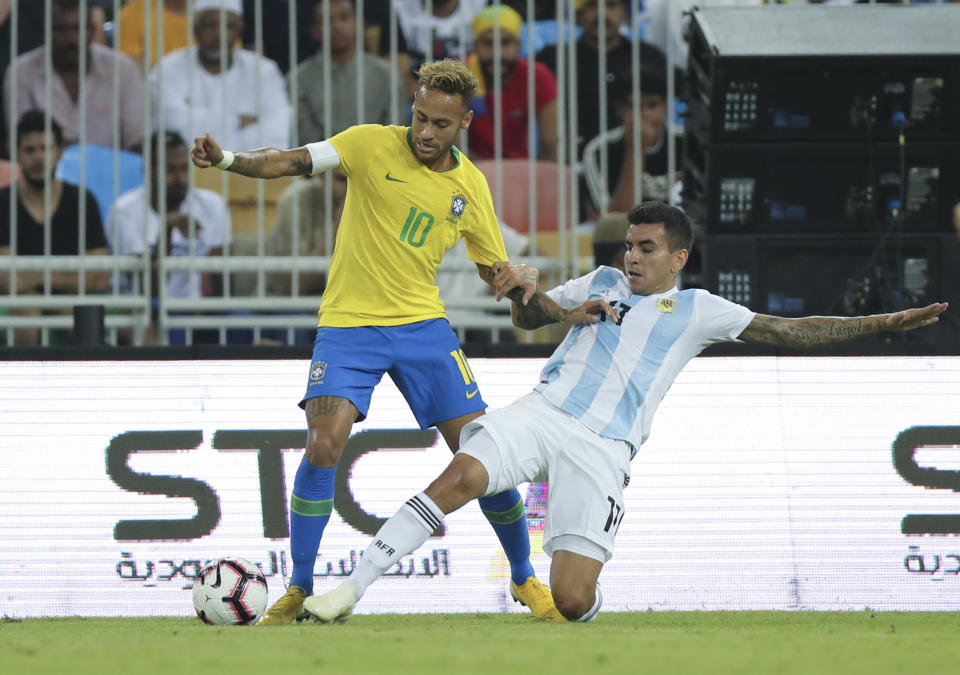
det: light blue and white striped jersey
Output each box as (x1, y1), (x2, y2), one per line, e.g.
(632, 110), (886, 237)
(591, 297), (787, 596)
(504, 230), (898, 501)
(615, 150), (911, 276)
(535, 266), (755, 457)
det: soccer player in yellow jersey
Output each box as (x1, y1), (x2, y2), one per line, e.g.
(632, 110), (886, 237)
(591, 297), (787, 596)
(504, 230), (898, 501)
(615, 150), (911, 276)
(191, 59), (563, 623)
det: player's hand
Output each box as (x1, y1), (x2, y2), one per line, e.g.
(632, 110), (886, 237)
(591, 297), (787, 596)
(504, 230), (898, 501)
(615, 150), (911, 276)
(885, 302), (948, 332)
(492, 261), (539, 304)
(166, 213), (201, 238)
(191, 133), (224, 168)
(641, 116), (660, 152)
(564, 299), (620, 325)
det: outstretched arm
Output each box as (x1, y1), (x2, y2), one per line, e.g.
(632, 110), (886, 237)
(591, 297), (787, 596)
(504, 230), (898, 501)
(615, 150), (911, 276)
(739, 303), (948, 348)
(476, 262), (618, 329)
(191, 132), (314, 179)
(510, 295), (620, 330)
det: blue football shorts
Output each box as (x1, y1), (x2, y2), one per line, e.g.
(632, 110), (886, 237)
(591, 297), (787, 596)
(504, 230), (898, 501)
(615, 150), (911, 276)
(300, 318), (487, 429)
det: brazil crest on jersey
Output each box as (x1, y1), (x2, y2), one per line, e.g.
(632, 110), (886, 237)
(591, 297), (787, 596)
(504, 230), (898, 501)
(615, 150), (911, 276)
(319, 124), (508, 327)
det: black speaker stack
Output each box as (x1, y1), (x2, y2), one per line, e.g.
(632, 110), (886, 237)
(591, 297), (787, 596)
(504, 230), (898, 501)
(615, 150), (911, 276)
(683, 4), (960, 327)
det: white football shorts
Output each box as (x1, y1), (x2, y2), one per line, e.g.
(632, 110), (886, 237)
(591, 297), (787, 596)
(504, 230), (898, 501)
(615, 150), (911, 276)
(458, 391), (632, 563)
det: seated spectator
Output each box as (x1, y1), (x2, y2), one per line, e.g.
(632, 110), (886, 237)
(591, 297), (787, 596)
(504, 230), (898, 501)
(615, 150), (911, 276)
(118, 0), (191, 69)
(0, 111), (110, 345)
(240, 0), (315, 75)
(106, 131), (231, 302)
(361, 0), (414, 87)
(465, 5), (558, 161)
(151, 0), (290, 151)
(292, 0), (409, 144)
(591, 211), (629, 271)
(395, 0), (489, 60)
(265, 169), (347, 296)
(392, 0), (489, 93)
(538, 0), (667, 160)
(599, 66), (679, 212)
(231, 169), (347, 297)
(0, 1), (46, 156)
(4, 0), (144, 151)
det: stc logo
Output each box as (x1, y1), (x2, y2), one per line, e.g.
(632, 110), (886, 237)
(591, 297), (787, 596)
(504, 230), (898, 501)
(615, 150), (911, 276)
(106, 429), (445, 542)
(106, 425), (960, 542)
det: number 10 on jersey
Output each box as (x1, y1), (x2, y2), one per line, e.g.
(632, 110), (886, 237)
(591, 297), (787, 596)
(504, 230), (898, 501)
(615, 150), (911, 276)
(399, 207), (435, 248)
(449, 349), (476, 386)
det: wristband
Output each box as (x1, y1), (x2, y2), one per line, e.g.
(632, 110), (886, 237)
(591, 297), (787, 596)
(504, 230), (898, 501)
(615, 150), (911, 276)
(215, 150), (235, 170)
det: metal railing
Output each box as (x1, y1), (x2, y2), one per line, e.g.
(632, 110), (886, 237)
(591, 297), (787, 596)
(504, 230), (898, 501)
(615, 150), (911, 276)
(6, 0), (934, 346)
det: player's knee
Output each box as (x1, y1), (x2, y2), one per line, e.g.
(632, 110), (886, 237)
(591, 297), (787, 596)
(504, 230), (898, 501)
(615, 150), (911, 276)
(551, 582), (596, 622)
(304, 430), (344, 468)
(427, 457), (486, 505)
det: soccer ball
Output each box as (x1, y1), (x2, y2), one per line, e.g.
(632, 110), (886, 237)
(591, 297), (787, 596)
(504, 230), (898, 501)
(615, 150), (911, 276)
(192, 557), (268, 625)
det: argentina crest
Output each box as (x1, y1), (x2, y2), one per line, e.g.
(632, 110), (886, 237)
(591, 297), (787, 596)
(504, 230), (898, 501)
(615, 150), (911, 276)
(656, 297), (677, 314)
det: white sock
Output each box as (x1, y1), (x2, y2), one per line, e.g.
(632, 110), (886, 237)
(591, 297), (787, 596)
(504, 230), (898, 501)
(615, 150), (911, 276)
(576, 585), (603, 623)
(348, 492), (445, 598)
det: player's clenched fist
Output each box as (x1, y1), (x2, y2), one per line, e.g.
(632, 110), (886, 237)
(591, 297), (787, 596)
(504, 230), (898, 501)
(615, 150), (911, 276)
(191, 133), (224, 168)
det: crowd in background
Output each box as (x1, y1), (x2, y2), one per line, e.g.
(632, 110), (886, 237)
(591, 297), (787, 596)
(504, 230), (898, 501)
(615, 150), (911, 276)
(0, 0), (958, 346)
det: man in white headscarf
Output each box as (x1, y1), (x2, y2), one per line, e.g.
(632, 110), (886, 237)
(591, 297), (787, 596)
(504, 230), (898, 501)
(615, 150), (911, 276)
(150, 0), (291, 150)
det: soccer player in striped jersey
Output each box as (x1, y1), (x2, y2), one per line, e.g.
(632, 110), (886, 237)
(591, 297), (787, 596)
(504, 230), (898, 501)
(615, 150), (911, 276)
(303, 201), (948, 623)
(191, 59), (561, 623)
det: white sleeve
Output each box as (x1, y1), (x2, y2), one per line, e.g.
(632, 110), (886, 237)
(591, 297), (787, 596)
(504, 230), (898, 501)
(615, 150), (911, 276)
(305, 140), (341, 175)
(544, 267), (613, 307)
(693, 289), (756, 345)
(107, 200), (141, 255)
(236, 58), (291, 149)
(152, 57), (225, 148)
(213, 195), (232, 248)
(545, 270), (597, 307)
(104, 203), (121, 252)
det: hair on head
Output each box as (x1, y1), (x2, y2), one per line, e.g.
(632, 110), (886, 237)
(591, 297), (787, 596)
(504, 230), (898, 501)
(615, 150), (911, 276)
(627, 201), (694, 253)
(17, 110), (64, 149)
(416, 59), (478, 109)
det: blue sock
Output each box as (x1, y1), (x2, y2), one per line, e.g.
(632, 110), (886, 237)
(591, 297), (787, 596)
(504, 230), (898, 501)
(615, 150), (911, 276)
(289, 458), (336, 595)
(478, 489), (536, 586)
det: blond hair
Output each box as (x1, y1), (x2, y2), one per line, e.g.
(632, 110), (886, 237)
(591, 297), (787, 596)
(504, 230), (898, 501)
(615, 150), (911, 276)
(416, 59), (478, 109)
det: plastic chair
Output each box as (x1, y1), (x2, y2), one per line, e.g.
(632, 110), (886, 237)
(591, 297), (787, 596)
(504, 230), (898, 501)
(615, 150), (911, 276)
(55, 144), (144, 223)
(473, 159), (567, 234)
(193, 167), (294, 235)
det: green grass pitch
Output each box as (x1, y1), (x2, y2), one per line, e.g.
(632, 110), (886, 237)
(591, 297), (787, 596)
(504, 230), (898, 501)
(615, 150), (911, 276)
(3, 612), (960, 675)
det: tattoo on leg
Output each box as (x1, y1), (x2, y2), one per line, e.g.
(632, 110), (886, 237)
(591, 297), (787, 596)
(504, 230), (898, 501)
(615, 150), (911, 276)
(306, 396), (352, 419)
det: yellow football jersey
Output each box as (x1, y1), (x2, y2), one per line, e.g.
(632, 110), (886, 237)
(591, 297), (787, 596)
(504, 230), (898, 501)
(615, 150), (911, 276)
(319, 125), (508, 327)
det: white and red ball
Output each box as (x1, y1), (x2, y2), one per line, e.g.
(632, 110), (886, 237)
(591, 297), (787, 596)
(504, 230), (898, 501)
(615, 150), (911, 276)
(192, 557), (268, 625)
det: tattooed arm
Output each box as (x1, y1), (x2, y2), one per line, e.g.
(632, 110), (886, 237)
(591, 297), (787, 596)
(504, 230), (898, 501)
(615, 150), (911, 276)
(739, 303), (948, 348)
(476, 262), (620, 329)
(510, 295), (620, 330)
(473, 260), (623, 329)
(476, 261), (539, 305)
(190, 132), (314, 179)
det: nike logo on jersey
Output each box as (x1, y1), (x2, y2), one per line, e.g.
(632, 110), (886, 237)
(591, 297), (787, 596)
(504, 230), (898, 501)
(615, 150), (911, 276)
(466, 388), (479, 399)
(385, 172), (408, 183)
